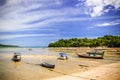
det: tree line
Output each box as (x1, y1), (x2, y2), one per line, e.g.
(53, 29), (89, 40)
(0, 44), (19, 47)
(48, 35), (120, 47)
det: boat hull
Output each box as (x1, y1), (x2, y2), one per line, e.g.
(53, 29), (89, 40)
(12, 54), (21, 62)
(12, 58), (21, 62)
(77, 53), (104, 59)
(40, 62), (55, 69)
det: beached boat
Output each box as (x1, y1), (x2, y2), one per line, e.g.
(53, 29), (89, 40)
(58, 52), (68, 60)
(40, 61), (55, 69)
(77, 50), (104, 59)
(87, 49), (105, 55)
(12, 53), (21, 62)
(77, 53), (104, 59)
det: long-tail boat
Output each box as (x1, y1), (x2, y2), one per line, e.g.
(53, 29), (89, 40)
(40, 61), (55, 69)
(77, 49), (104, 59)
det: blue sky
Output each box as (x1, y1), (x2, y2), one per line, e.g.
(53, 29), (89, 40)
(0, 0), (120, 46)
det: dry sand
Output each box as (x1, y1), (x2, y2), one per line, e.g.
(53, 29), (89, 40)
(0, 47), (120, 80)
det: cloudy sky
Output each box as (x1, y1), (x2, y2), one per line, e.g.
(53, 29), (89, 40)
(0, 0), (120, 46)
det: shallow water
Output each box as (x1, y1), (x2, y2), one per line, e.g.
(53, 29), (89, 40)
(0, 48), (49, 54)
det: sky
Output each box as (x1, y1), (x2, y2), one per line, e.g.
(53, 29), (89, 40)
(0, 0), (120, 46)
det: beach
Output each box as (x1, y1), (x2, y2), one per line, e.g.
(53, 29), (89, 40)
(45, 61), (120, 80)
(0, 47), (120, 80)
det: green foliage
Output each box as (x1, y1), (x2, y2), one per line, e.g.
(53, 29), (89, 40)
(48, 35), (120, 47)
(0, 44), (19, 47)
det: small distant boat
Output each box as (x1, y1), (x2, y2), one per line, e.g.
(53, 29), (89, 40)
(40, 61), (55, 69)
(28, 48), (32, 51)
(12, 53), (21, 62)
(58, 52), (68, 60)
(77, 50), (104, 59)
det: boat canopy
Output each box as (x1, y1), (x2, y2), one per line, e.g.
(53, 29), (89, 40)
(59, 52), (67, 57)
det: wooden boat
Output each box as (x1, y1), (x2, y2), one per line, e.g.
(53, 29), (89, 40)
(58, 52), (68, 60)
(40, 61), (55, 69)
(12, 53), (21, 62)
(77, 53), (104, 59)
(87, 49), (104, 55)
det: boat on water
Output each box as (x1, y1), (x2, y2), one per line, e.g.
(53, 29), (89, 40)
(77, 50), (104, 59)
(40, 61), (55, 69)
(58, 52), (68, 60)
(12, 53), (21, 62)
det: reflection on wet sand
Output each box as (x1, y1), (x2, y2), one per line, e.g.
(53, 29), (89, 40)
(13, 62), (21, 68)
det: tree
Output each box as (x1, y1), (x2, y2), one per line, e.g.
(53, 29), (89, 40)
(48, 35), (120, 47)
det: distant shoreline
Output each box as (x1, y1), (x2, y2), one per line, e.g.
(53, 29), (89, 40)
(0, 44), (19, 48)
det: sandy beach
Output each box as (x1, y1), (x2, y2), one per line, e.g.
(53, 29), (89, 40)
(45, 61), (120, 80)
(0, 47), (120, 80)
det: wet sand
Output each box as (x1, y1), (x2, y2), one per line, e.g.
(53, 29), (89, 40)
(0, 47), (120, 80)
(45, 61), (120, 80)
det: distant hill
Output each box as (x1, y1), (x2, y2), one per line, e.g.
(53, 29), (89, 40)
(0, 44), (19, 47)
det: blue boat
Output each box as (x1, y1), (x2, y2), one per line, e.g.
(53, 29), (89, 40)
(58, 52), (68, 60)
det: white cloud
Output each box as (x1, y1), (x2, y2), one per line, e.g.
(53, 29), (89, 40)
(84, 0), (120, 17)
(97, 23), (112, 26)
(0, 34), (56, 40)
(0, 0), (120, 33)
(88, 19), (120, 28)
(0, 0), (83, 32)
(97, 20), (120, 26)
(91, 6), (103, 17)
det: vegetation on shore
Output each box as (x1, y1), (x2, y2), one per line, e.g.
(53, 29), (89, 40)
(0, 44), (19, 48)
(48, 35), (120, 47)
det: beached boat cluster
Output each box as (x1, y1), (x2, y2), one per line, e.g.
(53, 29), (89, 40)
(11, 49), (105, 69)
